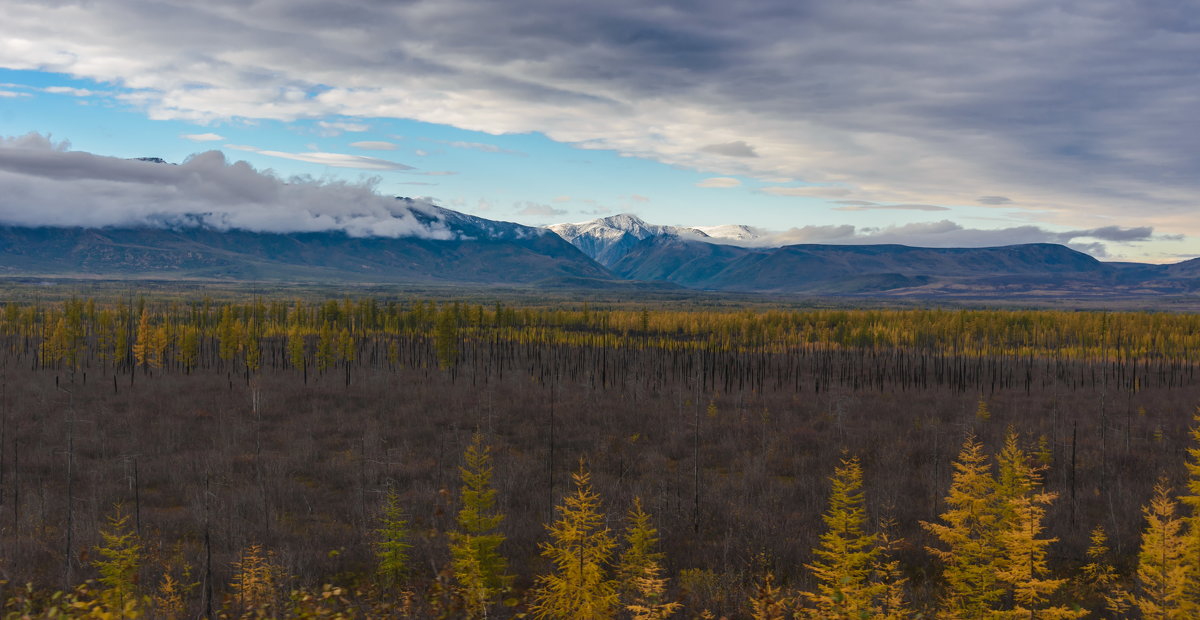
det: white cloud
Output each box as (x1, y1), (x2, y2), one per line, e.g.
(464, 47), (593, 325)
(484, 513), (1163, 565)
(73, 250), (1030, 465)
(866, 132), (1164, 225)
(316, 120), (370, 136)
(515, 201), (567, 217)
(0, 132), (453, 239)
(706, 219), (1168, 258)
(225, 144), (413, 170)
(0, 90), (30, 98)
(43, 86), (96, 97)
(696, 177), (741, 188)
(350, 141), (397, 151)
(440, 140), (526, 156)
(181, 132), (226, 142)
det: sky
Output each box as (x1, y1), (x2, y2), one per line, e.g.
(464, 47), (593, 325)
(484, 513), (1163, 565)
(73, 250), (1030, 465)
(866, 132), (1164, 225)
(0, 0), (1197, 262)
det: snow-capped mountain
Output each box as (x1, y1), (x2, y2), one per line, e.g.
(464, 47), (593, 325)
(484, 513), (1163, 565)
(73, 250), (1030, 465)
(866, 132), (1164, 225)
(547, 214), (709, 267)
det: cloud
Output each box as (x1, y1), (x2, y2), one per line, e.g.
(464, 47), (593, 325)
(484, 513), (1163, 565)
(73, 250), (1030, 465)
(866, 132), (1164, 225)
(439, 140), (526, 156)
(2, 0), (1200, 237)
(552, 195), (572, 203)
(696, 177), (741, 188)
(225, 144), (414, 170)
(699, 141), (758, 158)
(515, 201), (567, 217)
(316, 120), (369, 135)
(721, 220), (1165, 257)
(833, 203), (950, 212)
(762, 186), (853, 198)
(0, 133), (453, 239)
(181, 132), (226, 142)
(350, 141), (397, 151)
(629, 194), (650, 203)
(977, 196), (1013, 205)
(0, 90), (30, 98)
(43, 86), (96, 97)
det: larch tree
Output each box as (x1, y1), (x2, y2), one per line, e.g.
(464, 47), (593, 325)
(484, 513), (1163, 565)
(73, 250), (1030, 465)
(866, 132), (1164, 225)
(873, 517), (911, 620)
(800, 454), (882, 618)
(1179, 412), (1200, 609)
(93, 504), (144, 615)
(1079, 526), (1131, 618)
(748, 570), (787, 620)
(229, 543), (284, 616)
(626, 563), (681, 620)
(375, 487), (413, 590)
(287, 323), (306, 372)
(1132, 482), (1191, 619)
(616, 497), (673, 615)
(132, 309), (153, 369)
(923, 433), (1004, 617)
(530, 460), (618, 620)
(449, 432), (511, 618)
(993, 430), (1083, 618)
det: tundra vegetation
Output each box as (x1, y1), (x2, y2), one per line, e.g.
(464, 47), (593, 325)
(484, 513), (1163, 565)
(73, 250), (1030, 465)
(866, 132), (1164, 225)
(1, 296), (1200, 617)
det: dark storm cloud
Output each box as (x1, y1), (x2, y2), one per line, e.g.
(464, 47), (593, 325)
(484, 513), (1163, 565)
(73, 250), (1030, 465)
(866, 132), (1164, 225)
(3, 0), (1199, 224)
(0, 134), (454, 238)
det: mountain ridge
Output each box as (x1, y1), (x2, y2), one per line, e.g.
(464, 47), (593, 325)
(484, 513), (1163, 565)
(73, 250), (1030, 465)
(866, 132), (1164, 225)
(548, 214), (1200, 297)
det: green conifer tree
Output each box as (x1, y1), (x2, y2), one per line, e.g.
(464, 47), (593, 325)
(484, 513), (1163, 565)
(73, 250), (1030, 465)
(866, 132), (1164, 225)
(375, 487), (413, 590)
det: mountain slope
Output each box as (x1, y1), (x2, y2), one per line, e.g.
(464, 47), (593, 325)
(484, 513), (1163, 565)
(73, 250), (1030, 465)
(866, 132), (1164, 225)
(0, 208), (613, 285)
(609, 236), (1196, 296)
(547, 213), (708, 267)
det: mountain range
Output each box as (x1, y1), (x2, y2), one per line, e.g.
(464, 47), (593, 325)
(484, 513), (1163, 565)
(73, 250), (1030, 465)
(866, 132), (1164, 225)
(548, 213), (1200, 297)
(1, 206), (1199, 299)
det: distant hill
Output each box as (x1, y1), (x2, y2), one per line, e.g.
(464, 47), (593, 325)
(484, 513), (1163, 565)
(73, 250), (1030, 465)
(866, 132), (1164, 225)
(2, 205), (1198, 298)
(543, 213), (1200, 297)
(608, 235), (1200, 296)
(0, 206), (611, 286)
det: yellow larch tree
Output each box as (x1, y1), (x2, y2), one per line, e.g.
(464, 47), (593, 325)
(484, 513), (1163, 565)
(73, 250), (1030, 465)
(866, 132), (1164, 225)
(800, 454), (882, 618)
(449, 432), (512, 618)
(1078, 525), (1131, 618)
(617, 497), (676, 617)
(1132, 482), (1191, 619)
(993, 430), (1084, 618)
(92, 504), (146, 616)
(228, 543), (285, 617)
(922, 433), (1004, 617)
(748, 570), (787, 620)
(874, 517), (911, 619)
(530, 460), (618, 620)
(1179, 411), (1200, 609)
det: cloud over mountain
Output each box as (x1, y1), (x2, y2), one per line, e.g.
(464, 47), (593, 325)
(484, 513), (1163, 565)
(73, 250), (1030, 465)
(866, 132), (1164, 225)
(0, 133), (453, 239)
(3, 0), (1198, 235)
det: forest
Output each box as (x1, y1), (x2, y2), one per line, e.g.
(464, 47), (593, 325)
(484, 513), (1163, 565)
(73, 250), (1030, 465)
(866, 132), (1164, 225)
(1, 294), (1200, 617)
